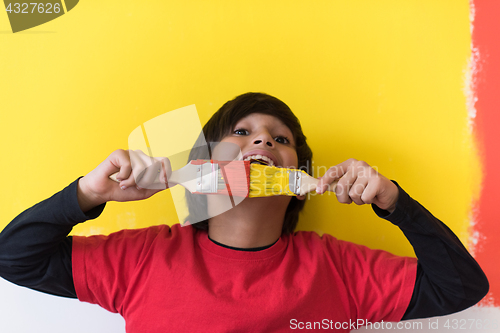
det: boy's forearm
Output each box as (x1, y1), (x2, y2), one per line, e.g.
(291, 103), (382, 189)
(77, 177), (105, 213)
(0, 178), (105, 297)
(373, 182), (489, 319)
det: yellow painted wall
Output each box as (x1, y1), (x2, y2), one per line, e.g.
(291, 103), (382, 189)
(0, 0), (477, 257)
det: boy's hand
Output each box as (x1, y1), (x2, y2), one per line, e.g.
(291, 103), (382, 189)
(77, 149), (171, 212)
(315, 159), (399, 213)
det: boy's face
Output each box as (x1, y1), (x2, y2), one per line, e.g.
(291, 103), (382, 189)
(220, 113), (299, 169)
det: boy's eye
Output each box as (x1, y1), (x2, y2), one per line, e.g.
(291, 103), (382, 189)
(234, 128), (249, 135)
(274, 136), (290, 144)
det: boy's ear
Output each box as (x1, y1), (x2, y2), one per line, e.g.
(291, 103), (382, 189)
(296, 194), (306, 201)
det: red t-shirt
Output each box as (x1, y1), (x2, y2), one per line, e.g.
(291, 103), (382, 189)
(72, 224), (416, 332)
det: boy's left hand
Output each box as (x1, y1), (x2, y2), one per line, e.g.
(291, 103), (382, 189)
(315, 159), (399, 213)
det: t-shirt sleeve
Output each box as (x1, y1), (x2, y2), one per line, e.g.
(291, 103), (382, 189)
(72, 226), (164, 314)
(334, 238), (417, 323)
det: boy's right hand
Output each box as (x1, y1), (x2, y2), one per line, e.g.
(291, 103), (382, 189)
(77, 149), (171, 212)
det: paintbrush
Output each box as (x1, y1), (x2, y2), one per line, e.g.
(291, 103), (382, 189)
(247, 163), (336, 197)
(109, 159), (250, 197)
(109, 160), (335, 197)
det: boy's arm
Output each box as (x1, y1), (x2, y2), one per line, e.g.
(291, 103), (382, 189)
(373, 182), (489, 320)
(316, 159), (488, 319)
(0, 178), (104, 297)
(0, 150), (168, 298)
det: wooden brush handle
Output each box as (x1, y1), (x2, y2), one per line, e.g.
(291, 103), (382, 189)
(109, 162), (201, 193)
(299, 172), (337, 195)
(109, 172), (120, 182)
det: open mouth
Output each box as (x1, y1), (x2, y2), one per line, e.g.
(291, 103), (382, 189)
(243, 154), (275, 167)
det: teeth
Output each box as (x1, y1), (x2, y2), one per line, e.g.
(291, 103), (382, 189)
(243, 154), (275, 166)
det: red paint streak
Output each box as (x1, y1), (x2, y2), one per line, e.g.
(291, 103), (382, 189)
(472, 0), (500, 307)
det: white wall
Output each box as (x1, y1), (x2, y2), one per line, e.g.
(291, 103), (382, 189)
(0, 278), (125, 333)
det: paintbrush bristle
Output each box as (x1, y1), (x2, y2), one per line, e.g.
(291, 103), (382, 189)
(190, 160), (301, 198)
(248, 164), (296, 197)
(216, 160), (251, 197)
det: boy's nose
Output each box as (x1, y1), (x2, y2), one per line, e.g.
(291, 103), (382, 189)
(253, 139), (274, 147)
(253, 131), (274, 147)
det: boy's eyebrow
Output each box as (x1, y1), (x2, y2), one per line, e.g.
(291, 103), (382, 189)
(279, 125), (295, 138)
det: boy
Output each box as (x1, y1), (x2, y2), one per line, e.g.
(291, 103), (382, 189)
(0, 93), (488, 332)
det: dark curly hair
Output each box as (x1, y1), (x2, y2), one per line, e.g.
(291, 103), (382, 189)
(185, 92), (313, 234)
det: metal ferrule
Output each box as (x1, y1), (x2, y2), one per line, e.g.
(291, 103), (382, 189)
(196, 162), (219, 193)
(288, 170), (302, 195)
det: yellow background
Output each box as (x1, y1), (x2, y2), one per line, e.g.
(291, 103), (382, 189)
(0, 0), (478, 257)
